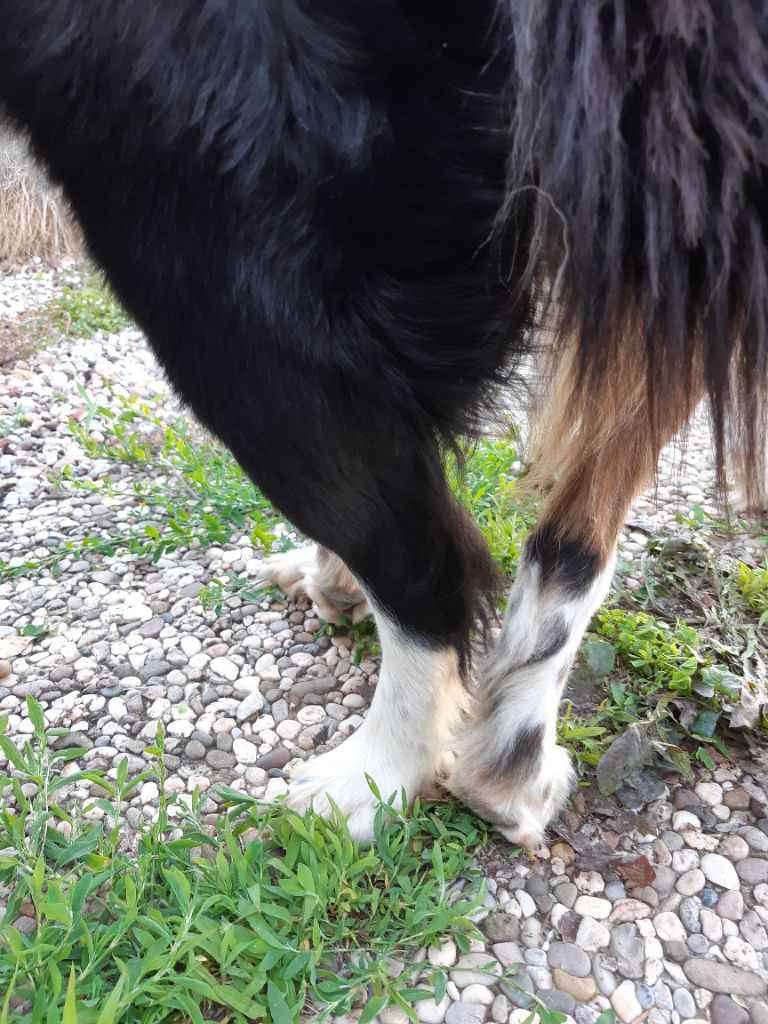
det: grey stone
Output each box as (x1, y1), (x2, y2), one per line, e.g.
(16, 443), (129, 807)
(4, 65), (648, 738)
(481, 913), (520, 944)
(682, 958), (767, 996)
(205, 749), (236, 770)
(444, 1004), (487, 1024)
(673, 988), (696, 1018)
(185, 740), (206, 761)
(500, 971), (535, 1009)
(547, 942), (590, 978)
(236, 691), (264, 723)
(710, 994), (750, 1024)
(686, 933), (709, 954)
(538, 989), (576, 1015)
(554, 881), (578, 908)
(735, 857), (768, 885)
(137, 617), (166, 638)
(610, 923), (645, 980)
(289, 676), (336, 698)
(650, 865), (677, 896)
(679, 896), (701, 933)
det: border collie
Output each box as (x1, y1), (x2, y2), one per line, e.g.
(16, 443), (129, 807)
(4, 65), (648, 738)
(2, 1), (766, 844)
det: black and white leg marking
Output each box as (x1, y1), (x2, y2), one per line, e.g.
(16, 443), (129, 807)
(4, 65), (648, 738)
(449, 530), (616, 847)
(285, 600), (466, 839)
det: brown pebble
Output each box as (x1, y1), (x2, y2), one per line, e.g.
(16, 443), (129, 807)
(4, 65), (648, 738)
(255, 746), (291, 771)
(673, 789), (700, 810)
(559, 911), (581, 943)
(0, 660), (11, 679)
(723, 788), (750, 810)
(553, 969), (597, 1003)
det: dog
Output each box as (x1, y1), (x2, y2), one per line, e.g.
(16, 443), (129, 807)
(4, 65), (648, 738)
(2, 1), (766, 845)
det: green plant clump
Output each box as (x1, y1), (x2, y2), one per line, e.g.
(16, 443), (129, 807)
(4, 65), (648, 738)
(53, 276), (132, 338)
(0, 700), (499, 1024)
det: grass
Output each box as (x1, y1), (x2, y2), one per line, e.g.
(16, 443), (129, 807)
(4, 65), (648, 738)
(2, 273), (765, 1021)
(52, 275), (132, 338)
(3, 348), (766, 777)
(0, 702), (536, 1024)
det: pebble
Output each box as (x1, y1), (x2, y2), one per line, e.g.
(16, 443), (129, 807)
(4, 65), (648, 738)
(444, 1003), (487, 1024)
(450, 954), (502, 989)
(676, 868), (705, 895)
(701, 853), (740, 890)
(3, 297), (768, 1023)
(735, 857), (768, 885)
(547, 942), (590, 977)
(611, 980), (643, 1023)
(682, 958), (767, 996)
(653, 912), (687, 943)
(573, 896), (611, 919)
(710, 995), (750, 1024)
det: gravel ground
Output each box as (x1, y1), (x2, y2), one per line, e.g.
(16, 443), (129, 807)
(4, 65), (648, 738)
(1, 266), (767, 1024)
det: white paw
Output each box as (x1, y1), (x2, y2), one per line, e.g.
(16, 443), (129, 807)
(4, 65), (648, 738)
(283, 730), (419, 841)
(448, 742), (574, 849)
(255, 546), (371, 625)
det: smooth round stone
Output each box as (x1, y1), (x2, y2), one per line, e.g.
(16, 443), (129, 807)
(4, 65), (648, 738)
(695, 782), (723, 806)
(653, 912), (687, 943)
(676, 869), (705, 895)
(678, 897), (701, 933)
(719, 835), (749, 861)
(710, 995), (750, 1024)
(673, 987), (696, 1018)
(701, 853), (740, 890)
(687, 933), (709, 954)
(547, 941), (590, 978)
(717, 890), (744, 923)
(699, 887), (718, 907)
(735, 857), (768, 885)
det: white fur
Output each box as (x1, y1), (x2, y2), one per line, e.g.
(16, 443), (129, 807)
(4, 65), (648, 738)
(285, 605), (466, 839)
(449, 553), (616, 847)
(256, 544), (370, 623)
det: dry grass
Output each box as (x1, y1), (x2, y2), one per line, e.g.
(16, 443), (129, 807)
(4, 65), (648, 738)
(0, 129), (81, 266)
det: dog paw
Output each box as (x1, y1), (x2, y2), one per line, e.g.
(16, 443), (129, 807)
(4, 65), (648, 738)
(447, 741), (574, 849)
(283, 731), (418, 840)
(256, 545), (371, 625)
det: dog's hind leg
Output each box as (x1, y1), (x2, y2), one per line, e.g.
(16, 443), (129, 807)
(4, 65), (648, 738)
(257, 545), (371, 625)
(449, 364), (701, 848)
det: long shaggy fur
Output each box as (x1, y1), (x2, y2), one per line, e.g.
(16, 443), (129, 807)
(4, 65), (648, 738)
(505, 0), (768, 504)
(1, 0), (766, 652)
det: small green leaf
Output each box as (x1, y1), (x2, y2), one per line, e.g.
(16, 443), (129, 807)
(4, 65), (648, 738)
(63, 968), (78, 1024)
(266, 980), (294, 1024)
(359, 996), (388, 1024)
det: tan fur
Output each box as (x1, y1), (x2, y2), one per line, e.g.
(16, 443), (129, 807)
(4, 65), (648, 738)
(527, 334), (704, 559)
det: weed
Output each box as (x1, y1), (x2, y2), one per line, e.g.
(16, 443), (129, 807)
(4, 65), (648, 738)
(0, 702), (503, 1023)
(447, 436), (538, 578)
(0, 383), (282, 583)
(318, 616), (382, 666)
(52, 274), (131, 338)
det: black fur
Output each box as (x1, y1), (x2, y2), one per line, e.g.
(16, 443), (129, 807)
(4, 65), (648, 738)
(1, 0), (766, 665)
(527, 616), (570, 666)
(1, 0), (527, 663)
(506, 0), (768, 489)
(526, 527), (602, 596)
(497, 723), (544, 779)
